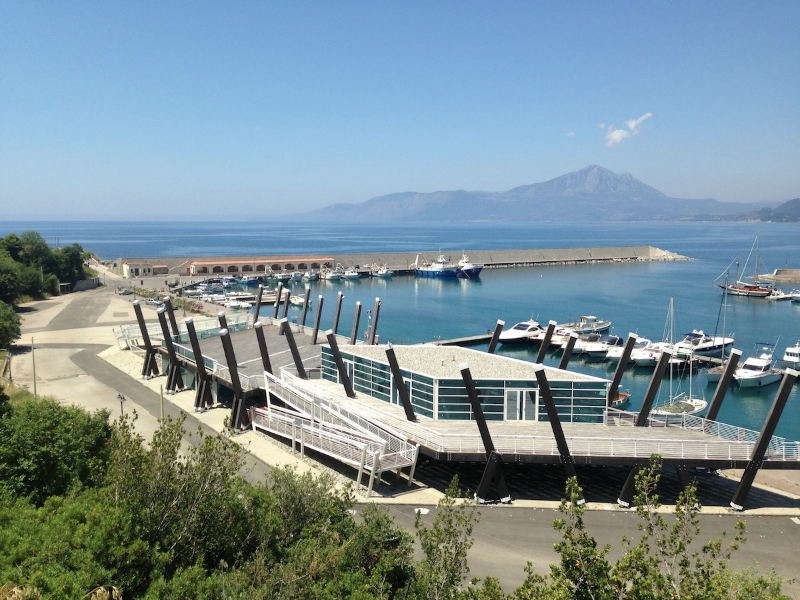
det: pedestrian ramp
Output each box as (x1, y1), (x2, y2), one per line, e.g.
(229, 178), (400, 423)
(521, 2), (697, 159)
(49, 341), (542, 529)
(249, 371), (419, 496)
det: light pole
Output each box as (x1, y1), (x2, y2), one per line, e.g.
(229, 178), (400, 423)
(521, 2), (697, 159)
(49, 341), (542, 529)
(117, 393), (126, 416)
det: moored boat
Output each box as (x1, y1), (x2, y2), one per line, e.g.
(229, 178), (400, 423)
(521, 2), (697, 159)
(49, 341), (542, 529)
(673, 330), (734, 358)
(559, 315), (611, 334)
(456, 252), (483, 278)
(371, 265), (393, 278)
(498, 320), (544, 345)
(733, 343), (782, 388)
(414, 253), (459, 278)
(781, 342), (800, 367)
(715, 233), (781, 298)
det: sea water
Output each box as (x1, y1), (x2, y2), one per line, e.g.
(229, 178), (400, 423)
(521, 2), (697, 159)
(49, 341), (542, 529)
(4, 220), (800, 439)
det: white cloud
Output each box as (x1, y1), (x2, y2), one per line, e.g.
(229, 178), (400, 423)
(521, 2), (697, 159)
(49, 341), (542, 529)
(566, 131), (575, 137)
(604, 112), (653, 146)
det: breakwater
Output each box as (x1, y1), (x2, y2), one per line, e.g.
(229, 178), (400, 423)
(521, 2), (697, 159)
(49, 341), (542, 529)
(113, 245), (688, 276)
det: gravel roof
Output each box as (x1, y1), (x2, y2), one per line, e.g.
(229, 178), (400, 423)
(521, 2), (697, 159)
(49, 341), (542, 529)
(336, 344), (607, 382)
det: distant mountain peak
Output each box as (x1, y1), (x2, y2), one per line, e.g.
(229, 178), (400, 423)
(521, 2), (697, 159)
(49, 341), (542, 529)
(296, 166), (772, 223)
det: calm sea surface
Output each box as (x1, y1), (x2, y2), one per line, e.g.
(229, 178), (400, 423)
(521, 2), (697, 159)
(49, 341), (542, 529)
(4, 220), (800, 439)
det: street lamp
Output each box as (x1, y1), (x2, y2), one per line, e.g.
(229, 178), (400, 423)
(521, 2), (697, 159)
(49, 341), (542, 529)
(117, 393), (126, 416)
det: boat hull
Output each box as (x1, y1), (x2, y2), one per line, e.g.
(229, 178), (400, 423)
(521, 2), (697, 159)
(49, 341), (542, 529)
(734, 372), (782, 388)
(415, 268), (459, 278)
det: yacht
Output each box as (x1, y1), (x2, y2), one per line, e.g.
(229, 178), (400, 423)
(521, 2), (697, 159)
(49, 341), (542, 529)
(559, 315), (611, 334)
(674, 330), (734, 358)
(781, 342), (800, 367)
(498, 320), (543, 345)
(733, 344), (782, 388)
(606, 337), (650, 364)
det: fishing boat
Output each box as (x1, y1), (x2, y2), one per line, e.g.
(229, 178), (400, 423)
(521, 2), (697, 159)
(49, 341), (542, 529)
(240, 274), (261, 287)
(321, 266), (344, 281)
(413, 253), (459, 278)
(715, 233), (779, 298)
(498, 320), (544, 345)
(371, 265), (393, 278)
(733, 343), (782, 388)
(456, 252), (483, 278)
(342, 267), (362, 280)
(302, 270), (320, 282)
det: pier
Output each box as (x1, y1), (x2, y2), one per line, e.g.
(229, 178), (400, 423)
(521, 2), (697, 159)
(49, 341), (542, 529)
(113, 245), (689, 278)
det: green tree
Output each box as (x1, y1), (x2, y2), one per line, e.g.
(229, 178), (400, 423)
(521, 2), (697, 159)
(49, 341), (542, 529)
(413, 476), (480, 600)
(18, 231), (51, 268)
(0, 301), (21, 349)
(0, 252), (20, 304)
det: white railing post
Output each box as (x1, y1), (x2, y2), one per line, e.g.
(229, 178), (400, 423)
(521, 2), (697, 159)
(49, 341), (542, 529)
(291, 422), (297, 453)
(300, 427), (305, 458)
(367, 451), (381, 497)
(357, 446), (367, 490)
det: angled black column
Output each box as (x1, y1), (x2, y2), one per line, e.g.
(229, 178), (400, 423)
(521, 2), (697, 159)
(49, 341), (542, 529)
(163, 297), (180, 337)
(133, 300), (159, 378)
(326, 330), (355, 398)
(350, 301), (362, 345)
(253, 285), (264, 323)
(535, 320), (557, 364)
(558, 332), (579, 370)
(300, 288), (311, 326)
(217, 311), (228, 331)
(280, 318), (307, 379)
(220, 328), (248, 430)
(635, 349), (671, 427)
(607, 333), (638, 407)
(533, 363), (584, 503)
(618, 350), (672, 507)
(386, 345), (416, 422)
(253, 321), (273, 375)
(705, 349), (742, 422)
(272, 282), (284, 319)
(368, 297), (381, 345)
(311, 295), (324, 344)
(157, 307), (185, 393)
(486, 320), (504, 355)
(460, 364), (510, 503)
(186, 318), (213, 410)
(332, 291), (344, 335)
(731, 368), (798, 511)
(281, 289), (290, 319)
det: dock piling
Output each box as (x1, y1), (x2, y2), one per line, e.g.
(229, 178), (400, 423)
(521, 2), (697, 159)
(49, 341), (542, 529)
(535, 320), (557, 364)
(350, 301), (362, 345)
(486, 320), (504, 354)
(607, 333), (638, 407)
(368, 297), (381, 345)
(558, 332), (579, 370)
(332, 291), (344, 335)
(311, 295), (324, 344)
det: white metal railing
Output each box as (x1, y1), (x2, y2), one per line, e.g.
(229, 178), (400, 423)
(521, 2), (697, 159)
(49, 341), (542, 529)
(605, 409), (787, 452)
(279, 371), (414, 457)
(113, 313), (251, 350)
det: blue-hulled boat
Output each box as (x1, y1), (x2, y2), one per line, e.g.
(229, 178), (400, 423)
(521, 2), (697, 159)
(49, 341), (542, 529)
(414, 253), (459, 278)
(457, 252), (483, 278)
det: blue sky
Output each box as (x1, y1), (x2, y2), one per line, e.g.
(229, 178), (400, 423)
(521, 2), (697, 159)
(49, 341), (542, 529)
(1, 2), (798, 219)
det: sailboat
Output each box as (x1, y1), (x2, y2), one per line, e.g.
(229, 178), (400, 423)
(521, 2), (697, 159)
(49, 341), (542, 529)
(650, 296), (708, 417)
(715, 233), (778, 298)
(706, 280), (731, 383)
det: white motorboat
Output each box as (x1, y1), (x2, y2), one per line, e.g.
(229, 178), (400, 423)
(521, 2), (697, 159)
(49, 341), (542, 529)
(289, 295), (311, 306)
(781, 342), (800, 367)
(224, 300), (252, 310)
(582, 334), (625, 359)
(733, 343), (782, 388)
(559, 315), (611, 334)
(631, 341), (674, 367)
(791, 290), (800, 303)
(498, 320), (543, 345)
(674, 330), (734, 358)
(563, 333), (603, 355)
(302, 270), (320, 281)
(606, 337), (650, 364)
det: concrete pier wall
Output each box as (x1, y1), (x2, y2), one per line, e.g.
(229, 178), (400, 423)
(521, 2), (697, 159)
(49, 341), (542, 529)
(114, 245), (689, 277)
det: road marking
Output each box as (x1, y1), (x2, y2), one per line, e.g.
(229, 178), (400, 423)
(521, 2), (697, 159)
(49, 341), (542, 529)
(415, 508), (430, 515)
(790, 517), (800, 525)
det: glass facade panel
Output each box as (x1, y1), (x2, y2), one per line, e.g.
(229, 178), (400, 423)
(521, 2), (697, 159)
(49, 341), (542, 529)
(320, 348), (607, 423)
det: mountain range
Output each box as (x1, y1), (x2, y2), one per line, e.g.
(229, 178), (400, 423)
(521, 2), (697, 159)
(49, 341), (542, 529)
(297, 165), (791, 222)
